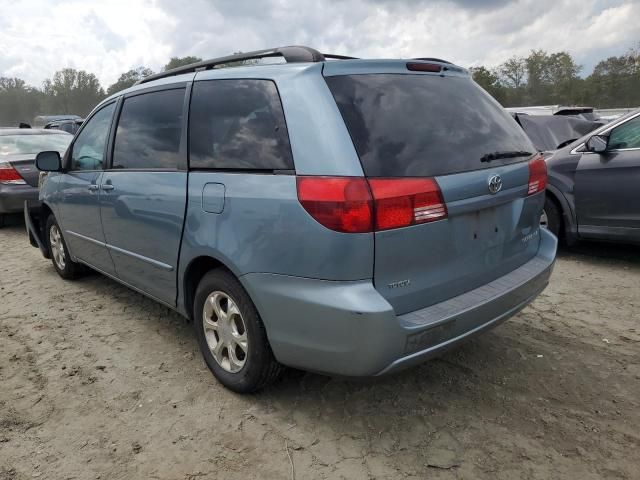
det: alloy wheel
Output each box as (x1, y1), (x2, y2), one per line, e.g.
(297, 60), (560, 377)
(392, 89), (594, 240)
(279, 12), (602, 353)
(202, 291), (248, 373)
(49, 224), (66, 270)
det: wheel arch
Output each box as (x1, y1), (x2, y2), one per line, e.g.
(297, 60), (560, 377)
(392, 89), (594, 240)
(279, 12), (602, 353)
(545, 184), (577, 244)
(181, 254), (238, 322)
(38, 202), (55, 258)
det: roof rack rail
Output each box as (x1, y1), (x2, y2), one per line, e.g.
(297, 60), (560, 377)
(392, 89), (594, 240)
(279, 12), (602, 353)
(136, 46), (356, 85)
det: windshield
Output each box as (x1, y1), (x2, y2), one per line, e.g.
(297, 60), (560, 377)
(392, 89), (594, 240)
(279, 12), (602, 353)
(325, 74), (536, 177)
(0, 134), (71, 156)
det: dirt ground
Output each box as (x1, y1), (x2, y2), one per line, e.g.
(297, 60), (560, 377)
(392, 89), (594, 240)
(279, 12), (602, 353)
(1, 214), (639, 480)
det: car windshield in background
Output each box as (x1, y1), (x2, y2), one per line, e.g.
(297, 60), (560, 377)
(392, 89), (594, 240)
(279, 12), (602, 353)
(0, 134), (71, 156)
(325, 74), (536, 177)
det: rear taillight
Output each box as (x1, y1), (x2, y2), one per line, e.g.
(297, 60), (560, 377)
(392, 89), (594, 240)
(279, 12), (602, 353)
(296, 176), (447, 233)
(368, 178), (447, 230)
(527, 155), (547, 195)
(0, 163), (26, 185)
(296, 176), (373, 233)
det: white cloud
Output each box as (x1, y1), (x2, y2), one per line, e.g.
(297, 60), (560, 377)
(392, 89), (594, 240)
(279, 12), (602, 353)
(0, 0), (637, 89)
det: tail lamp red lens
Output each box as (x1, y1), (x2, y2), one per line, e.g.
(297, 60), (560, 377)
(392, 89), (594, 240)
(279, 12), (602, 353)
(296, 176), (373, 233)
(527, 155), (547, 195)
(0, 163), (26, 185)
(368, 178), (447, 230)
(296, 176), (447, 233)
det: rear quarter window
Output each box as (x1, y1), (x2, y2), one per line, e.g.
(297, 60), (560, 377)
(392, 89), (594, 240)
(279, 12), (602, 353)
(325, 74), (535, 177)
(112, 88), (185, 170)
(189, 79), (294, 171)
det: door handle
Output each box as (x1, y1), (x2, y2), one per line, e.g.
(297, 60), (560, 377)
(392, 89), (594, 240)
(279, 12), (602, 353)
(88, 184), (99, 191)
(101, 184), (114, 191)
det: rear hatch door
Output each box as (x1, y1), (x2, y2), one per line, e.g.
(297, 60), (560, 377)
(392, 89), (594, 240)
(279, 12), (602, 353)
(325, 64), (544, 315)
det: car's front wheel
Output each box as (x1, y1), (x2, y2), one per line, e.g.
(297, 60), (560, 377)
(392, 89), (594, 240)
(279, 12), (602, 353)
(46, 214), (84, 279)
(194, 269), (282, 393)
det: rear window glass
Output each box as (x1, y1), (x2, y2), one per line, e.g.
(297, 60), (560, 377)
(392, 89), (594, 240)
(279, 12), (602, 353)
(189, 79), (293, 171)
(325, 74), (535, 177)
(0, 134), (71, 156)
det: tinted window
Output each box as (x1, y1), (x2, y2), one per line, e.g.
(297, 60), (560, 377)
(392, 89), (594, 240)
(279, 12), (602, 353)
(326, 75), (536, 177)
(608, 117), (640, 150)
(189, 79), (293, 170)
(112, 88), (185, 169)
(70, 103), (115, 171)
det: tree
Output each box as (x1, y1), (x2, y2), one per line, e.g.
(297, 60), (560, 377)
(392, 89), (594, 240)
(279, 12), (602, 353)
(523, 50), (581, 105)
(42, 68), (105, 116)
(584, 45), (639, 107)
(163, 56), (202, 71)
(499, 56), (527, 89)
(107, 66), (154, 95)
(470, 66), (506, 104)
(0, 77), (43, 125)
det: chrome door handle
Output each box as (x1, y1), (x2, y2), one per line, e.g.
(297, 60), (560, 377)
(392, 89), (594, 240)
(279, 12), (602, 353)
(88, 184), (99, 191)
(101, 184), (114, 191)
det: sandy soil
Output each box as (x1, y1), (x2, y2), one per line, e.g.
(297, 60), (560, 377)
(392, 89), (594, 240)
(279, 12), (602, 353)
(1, 214), (639, 479)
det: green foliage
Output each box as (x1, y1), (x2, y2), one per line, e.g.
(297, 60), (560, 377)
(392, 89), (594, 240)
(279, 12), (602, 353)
(472, 45), (639, 108)
(42, 68), (105, 116)
(0, 77), (44, 126)
(106, 67), (154, 95)
(470, 66), (505, 104)
(163, 56), (203, 71)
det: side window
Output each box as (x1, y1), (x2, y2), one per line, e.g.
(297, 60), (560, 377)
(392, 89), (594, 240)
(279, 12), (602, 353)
(70, 103), (115, 171)
(608, 117), (640, 150)
(112, 88), (185, 169)
(189, 79), (294, 170)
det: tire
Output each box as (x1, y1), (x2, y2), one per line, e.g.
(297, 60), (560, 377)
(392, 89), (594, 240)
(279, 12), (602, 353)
(194, 269), (283, 393)
(541, 196), (563, 241)
(0, 214), (5, 228)
(45, 214), (84, 279)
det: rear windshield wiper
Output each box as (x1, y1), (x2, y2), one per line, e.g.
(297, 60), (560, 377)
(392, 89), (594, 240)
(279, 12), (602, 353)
(480, 150), (534, 163)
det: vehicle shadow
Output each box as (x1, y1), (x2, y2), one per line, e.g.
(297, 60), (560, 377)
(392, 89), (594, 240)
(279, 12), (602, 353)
(557, 240), (640, 265)
(1, 212), (26, 229)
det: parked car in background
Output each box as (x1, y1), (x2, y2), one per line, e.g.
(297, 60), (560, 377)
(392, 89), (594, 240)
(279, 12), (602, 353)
(44, 118), (84, 135)
(512, 113), (604, 152)
(27, 46), (556, 393)
(0, 129), (71, 227)
(506, 105), (598, 120)
(542, 108), (640, 245)
(32, 115), (82, 128)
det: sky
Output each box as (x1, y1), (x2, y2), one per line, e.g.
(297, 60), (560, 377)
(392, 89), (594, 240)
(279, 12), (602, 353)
(0, 0), (638, 89)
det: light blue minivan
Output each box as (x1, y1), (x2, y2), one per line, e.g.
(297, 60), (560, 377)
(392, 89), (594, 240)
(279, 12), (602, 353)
(27, 46), (556, 392)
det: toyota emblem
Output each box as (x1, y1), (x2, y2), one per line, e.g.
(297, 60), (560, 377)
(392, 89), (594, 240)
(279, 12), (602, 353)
(488, 174), (502, 194)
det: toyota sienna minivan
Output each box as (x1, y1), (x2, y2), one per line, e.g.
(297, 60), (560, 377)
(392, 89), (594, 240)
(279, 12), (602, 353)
(27, 46), (557, 392)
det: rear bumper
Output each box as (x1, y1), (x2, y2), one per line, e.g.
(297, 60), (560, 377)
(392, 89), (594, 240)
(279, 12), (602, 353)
(241, 228), (557, 377)
(0, 184), (39, 213)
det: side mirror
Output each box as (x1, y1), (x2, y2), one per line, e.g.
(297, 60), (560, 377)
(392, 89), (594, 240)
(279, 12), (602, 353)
(35, 151), (62, 172)
(585, 135), (609, 153)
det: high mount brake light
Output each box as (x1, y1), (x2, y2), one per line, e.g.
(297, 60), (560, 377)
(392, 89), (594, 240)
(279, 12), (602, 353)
(296, 176), (447, 233)
(527, 155), (547, 195)
(406, 62), (442, 73)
